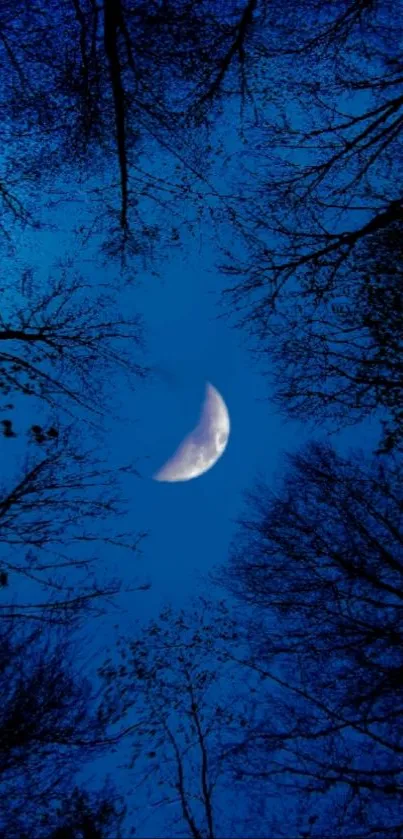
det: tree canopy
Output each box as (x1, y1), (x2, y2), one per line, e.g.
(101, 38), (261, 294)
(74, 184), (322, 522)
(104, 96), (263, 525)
(2, 1), (402, 836)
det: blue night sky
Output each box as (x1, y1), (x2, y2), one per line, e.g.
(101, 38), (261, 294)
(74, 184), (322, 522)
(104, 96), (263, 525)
(2, 3), (402, 837)
(1, 53), (388, 839)
(73, 227), (382, 836)
(3, 141), (383, 626)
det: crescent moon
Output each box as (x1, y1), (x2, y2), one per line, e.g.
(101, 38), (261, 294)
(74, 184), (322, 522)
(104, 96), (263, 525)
(153, 382), (230, 482)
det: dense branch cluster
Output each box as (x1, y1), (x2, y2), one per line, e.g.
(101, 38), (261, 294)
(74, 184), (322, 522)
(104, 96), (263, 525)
(220, 0), (403, 451)
(0, 0), (262, 257)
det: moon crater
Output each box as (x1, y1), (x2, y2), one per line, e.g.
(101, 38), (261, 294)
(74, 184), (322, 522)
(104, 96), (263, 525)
(153, 382), (230, 482)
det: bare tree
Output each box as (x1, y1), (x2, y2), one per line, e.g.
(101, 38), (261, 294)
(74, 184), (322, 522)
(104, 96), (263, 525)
(250, 220), (403, 453)
(0, 429), (147, 624)
(0, 264), (146, 421)
(218, 1), (403, 445)
(222, 0), (403, 298)
(216, 440), (403, 838)
(0, 0), (263, 254)
(0, 616), (128, 838)
(98, 600), (270, 839)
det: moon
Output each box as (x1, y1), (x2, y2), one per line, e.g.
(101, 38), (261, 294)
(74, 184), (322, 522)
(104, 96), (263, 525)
(153, 382), (230, 482)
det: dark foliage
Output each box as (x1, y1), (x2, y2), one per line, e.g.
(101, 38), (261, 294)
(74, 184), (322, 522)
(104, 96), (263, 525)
(0, 264), (146, 420)
(0, 0), (263, 258)
(219, 440), (403, 837)
(252, 221), (403, 453)
(219, 0), (403, 448)
(0, 429), (147, 624)
(98, 599), (270, 838)
(0, 617), (127, 838)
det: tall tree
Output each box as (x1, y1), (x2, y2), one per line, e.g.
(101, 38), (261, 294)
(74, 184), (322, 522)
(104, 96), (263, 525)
(98, 600), (270, 838)
(0, 0), (262, 255)
(0, 261), (147, 621)
(0, 263), (146, 421)
(218, 0), (403, 447)
(0, 616), (128, 838)
(217, 440), (403, 837)
(223, 0), (403, 304)
(0, 429), (146, 624)
(251, 220), (403, 453)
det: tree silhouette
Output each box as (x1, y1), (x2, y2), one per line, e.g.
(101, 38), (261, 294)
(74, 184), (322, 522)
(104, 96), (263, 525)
(0, 616), (128, 838)
(0, 0), (262, 254)
(0, 429), (146, 624)
(98, 600), (270, 838)
(217, 440), (403, 837)
(0, 264), (146, 421)
(45, 786), (127, 839)
(219, 0), (403, 413)
(251, 220), (403, 453)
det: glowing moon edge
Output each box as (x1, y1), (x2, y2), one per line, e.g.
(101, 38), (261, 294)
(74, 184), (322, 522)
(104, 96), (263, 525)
(153, 382), (230, 482)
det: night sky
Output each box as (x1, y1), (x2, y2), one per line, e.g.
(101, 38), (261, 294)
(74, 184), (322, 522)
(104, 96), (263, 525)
(1, 2), (401, 837)
(7, 164), (381, 625)
(3, 154), (381, 838)
(1, 166), (383, 836)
